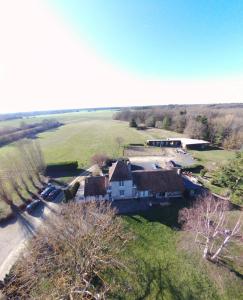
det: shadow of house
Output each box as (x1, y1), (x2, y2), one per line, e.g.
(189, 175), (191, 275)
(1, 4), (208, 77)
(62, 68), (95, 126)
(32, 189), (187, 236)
(131, 164), (144, 171)
(127, 198), (188, 229)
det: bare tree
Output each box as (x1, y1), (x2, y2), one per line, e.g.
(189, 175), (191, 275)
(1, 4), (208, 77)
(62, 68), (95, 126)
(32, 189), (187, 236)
(16, 141), (45, 186)
(91, 153), (108, 168)
(179, 194), (242, 262)
(2, 201), (131, 299)
(0, 176), (12, 206)
(115, 136), (124, 150)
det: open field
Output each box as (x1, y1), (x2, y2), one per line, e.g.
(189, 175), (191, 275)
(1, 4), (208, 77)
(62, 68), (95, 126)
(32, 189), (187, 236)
(0, 110), (190, 170)
(112, 204), (243, 299)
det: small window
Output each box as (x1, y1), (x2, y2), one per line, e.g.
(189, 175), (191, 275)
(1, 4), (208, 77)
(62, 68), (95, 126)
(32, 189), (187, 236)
(119, 181), (124, 186)
(120, 190), (124, 196)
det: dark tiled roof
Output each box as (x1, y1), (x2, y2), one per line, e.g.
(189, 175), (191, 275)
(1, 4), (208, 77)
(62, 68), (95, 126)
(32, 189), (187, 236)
(84, 176), (108, 197)
(109, 160), (132, 182)
(132, 170), (185, 193)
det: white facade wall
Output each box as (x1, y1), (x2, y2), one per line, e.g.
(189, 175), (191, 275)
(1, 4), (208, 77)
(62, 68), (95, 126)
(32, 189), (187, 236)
(137, 190), (149, 197)
(109, 180), (134, 199)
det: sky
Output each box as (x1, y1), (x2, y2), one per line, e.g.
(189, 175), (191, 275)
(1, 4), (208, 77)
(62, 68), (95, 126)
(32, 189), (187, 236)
(0, 0), (243, 113)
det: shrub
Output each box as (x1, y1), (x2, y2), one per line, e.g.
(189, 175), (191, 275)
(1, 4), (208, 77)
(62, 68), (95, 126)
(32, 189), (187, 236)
(182, 164), (204, 174)
(200, 169), (207, 177)
(129, 118), (137, 128)
(64, 181), (80, 202)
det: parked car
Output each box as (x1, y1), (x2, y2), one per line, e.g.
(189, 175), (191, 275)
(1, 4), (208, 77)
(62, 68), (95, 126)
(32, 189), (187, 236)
(47, 188), (61, 201)
(26, 199), (42, 213)
(41, 186), (56, 199)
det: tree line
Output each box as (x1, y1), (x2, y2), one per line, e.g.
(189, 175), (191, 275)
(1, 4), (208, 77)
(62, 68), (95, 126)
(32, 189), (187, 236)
(114, 105), (243, 149)
(0, 141), (46, 208)
(0, 119), (62, 147)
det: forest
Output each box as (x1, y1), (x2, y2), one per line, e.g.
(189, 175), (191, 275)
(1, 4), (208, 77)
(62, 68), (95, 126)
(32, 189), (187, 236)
(114, 104), (243, 150)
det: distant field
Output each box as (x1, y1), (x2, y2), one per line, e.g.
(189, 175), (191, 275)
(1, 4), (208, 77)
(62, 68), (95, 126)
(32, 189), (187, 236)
(0, 110), (184, 168)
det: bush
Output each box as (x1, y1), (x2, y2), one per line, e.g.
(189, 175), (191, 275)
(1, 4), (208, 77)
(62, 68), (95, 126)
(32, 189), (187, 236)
(64, 181), (80, 202)
(182, 164), (204, 174)
(200, 169), (207, 177)
(129, 118), (137, 128)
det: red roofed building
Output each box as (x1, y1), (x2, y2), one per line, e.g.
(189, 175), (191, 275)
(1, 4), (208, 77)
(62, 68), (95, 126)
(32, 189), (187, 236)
(84, 160), (185, 201)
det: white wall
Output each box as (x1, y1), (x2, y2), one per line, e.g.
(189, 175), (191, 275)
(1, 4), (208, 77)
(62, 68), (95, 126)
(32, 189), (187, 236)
(110, 180), (133, 199)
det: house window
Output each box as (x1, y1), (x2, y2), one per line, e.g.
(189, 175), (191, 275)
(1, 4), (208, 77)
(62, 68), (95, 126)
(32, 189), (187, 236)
(120, 190), (124, 196)
(119, 181), (124, 186)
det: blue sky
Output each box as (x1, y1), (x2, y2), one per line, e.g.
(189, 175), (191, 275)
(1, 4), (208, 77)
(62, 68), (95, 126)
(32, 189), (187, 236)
(0, 0), (243, 113)
(52, 0), (243, 79)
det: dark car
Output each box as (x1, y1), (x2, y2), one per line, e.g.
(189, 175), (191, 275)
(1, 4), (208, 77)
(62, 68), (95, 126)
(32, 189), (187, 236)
(26, 199), (42, 213)
(41, 186), (56, 199)
(47, 188), (61, 201)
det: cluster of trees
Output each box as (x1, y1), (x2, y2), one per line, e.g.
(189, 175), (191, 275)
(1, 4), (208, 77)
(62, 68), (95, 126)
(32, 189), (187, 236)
(114, 105), (243, 149)
(1, 202), (130, 299)
(212, 152), (243, 204)
(0, 141), (46, 207)
(0, 119), (62, 147)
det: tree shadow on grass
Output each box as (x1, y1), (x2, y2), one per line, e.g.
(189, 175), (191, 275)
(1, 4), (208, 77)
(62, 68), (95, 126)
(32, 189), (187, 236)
(10, 204), (36, 236)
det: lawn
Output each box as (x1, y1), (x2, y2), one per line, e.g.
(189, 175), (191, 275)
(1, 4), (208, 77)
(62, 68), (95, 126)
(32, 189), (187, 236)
(111, 204), (243, 299)
(189, 149), (236, 170)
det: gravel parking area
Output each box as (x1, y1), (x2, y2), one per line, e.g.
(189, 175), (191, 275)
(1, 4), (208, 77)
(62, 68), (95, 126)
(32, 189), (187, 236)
(129, 148), (195, 170)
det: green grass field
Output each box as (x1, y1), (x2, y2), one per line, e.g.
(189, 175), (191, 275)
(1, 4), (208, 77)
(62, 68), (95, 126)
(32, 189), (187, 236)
(190, 149), (236, 170)
(110, 205), (243, 299)
(0, 110), (187, 170)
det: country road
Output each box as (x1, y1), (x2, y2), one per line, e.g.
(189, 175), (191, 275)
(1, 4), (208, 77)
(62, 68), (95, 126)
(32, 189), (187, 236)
(0, 193), (63, 280)
(0, 165), (95, 281)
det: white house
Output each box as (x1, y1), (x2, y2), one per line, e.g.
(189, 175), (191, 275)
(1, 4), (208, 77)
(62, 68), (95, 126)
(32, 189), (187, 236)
(84, 160), (185, 201)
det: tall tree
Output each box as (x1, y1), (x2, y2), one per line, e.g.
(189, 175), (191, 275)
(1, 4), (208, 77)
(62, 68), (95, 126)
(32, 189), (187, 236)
(179, 194), (242, 261)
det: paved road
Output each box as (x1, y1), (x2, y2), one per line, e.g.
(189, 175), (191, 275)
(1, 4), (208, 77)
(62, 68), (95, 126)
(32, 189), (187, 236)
(0, 193), (64, 280)
(0, 166), (95, 280)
